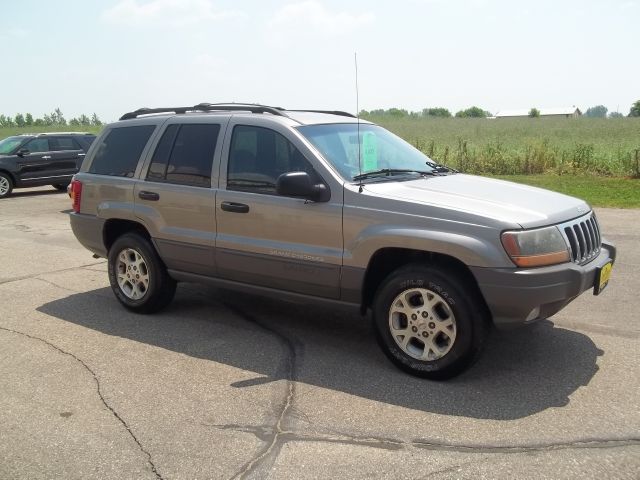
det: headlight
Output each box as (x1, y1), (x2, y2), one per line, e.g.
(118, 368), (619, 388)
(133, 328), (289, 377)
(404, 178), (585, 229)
(501, 226), (570, 267)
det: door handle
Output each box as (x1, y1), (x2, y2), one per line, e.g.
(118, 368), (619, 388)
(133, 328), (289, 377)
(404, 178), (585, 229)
(77, 153), (86, 157)
(221, 201), (249, 213)
(42, 155), (52, 159)
(138, 191), (160, 201)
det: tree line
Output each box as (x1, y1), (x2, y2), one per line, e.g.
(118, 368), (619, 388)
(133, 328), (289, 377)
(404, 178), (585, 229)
(0, 108), (102, 128)
(361, 106), (490, 118)
(362, 100), (640, 119)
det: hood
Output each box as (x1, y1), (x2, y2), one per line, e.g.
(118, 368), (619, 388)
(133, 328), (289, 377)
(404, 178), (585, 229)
(363, 174), (590, 229)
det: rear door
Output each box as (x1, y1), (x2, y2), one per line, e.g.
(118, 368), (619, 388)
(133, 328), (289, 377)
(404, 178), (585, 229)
(135, 118), (224, 277)
(215, 118), (343, 299)
(48, 136), (86, 178)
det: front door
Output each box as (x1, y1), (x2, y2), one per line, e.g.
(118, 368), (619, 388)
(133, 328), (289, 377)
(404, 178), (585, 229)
(15, 137), (53, 182)
(215, 120), (343, 299)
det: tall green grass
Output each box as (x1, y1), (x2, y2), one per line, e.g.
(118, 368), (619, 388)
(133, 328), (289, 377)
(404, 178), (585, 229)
(3, 118), (640, 177)
(365, 115), (640, 177)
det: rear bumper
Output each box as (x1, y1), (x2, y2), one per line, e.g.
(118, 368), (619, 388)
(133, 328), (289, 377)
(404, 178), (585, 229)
(471, 240), (616, 329)
(70, 212), (107, 257)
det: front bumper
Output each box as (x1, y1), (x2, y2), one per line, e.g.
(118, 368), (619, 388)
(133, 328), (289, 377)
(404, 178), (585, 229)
(470, 240), (616, 329)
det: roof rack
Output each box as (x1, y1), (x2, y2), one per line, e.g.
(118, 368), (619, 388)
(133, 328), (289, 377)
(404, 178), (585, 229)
(119, 103), (288, 120)
(286, 109), (356, 118)
(119, 103), (357, 121)
(35, 132), (92, 136)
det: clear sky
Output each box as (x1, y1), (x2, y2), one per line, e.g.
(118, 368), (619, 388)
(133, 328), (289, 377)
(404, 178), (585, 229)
(1, 0), (638, 121)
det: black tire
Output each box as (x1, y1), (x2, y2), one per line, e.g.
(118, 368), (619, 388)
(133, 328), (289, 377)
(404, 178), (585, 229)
(52, 183), (70, 191)
(0, 172), (14, 199)
(372, 265), (489, 380)
(107, 233), (176, 313)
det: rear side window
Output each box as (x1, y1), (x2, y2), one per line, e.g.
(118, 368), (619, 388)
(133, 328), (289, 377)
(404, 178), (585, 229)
(147, 124), (219, 187)
(51, 137), (81, 151)
(89, 126), (155, 178)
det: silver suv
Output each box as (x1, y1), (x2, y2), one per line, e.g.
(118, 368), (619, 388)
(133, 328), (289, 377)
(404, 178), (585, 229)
(69, 103), (615, 379)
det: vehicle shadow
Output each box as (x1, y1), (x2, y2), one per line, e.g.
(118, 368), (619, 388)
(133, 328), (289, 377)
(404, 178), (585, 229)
(37, 284), (603, 420)
(8, 188), (65, 198)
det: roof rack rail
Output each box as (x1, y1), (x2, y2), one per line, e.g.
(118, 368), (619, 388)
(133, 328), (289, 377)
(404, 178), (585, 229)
(119, 103), (289, 120)
(119, 103), (356, 121)
(285, 109), (356, 118)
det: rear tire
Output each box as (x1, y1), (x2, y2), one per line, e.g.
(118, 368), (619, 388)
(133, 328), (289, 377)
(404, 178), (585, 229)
(372, 264), (489, 380)
(0, 172), (13, 198)
(107, 233), (176, 313)
(52, 183), (70, 191)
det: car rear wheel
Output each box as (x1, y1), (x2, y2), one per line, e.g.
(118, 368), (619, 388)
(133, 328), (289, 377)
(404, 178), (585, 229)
(52, 183), (70, 191)
(372, 265), (489, 380)
(108, 233), (176, 313)
(0, 173), (14, 198)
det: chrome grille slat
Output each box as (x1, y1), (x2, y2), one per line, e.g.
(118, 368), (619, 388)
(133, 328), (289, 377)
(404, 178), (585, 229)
(574, 224), (586, 260)
(559, 212), (602, 265)
(586, 220), (597, 253)
(580, 223), (592, 254)
(564, 227), (578, 262)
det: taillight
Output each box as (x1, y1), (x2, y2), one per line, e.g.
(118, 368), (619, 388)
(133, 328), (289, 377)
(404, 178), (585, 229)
(71, 179), (82, 213)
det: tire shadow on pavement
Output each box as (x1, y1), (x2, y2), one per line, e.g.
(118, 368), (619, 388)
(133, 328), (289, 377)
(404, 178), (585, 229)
(37, 284), (603, 421)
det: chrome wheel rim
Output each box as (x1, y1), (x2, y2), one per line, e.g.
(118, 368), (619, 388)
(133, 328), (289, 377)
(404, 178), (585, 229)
(116, 248), (150, 300)
(388, 288), (457, 361)
(0, 176), (9, 196)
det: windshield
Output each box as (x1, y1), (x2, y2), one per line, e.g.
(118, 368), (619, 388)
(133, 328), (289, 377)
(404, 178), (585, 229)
(0, 136), (25, 155)
(297, 123), (438, 181)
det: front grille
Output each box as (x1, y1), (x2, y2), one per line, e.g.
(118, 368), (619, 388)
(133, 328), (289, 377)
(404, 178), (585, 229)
(560, 212), (601, 264)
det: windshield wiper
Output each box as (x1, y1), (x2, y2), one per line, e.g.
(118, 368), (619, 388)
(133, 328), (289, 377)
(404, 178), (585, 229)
(353, 169), (436, 181)
(425, 161), (458, 173)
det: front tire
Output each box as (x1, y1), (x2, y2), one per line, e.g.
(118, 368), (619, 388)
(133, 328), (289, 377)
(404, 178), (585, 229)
(0, 172), (14, 198)
(108, 233), (176, 313)
(372, 265), (489, 380)
(52, 183), (70, 191)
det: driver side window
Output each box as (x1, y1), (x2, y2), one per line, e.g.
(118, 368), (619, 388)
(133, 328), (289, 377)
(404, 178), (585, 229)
(227, 125), (316, 195)
(23, 138), (50, 154)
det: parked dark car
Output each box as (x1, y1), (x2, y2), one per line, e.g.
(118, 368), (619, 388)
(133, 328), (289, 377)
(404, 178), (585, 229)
(0, 132), (96, 198)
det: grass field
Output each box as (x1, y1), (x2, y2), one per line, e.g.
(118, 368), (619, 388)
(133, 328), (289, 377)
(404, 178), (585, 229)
(493, 175), (640, 209)
(365, 115), (640, 177)
(2, 118), (639, 208)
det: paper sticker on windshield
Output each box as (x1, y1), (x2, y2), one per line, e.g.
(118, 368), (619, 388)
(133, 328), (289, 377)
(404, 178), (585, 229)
(362, 132), (377, 171)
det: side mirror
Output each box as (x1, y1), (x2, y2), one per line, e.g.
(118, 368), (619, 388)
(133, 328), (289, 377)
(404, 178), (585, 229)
(276, 172), (330, 202)
(17, 148), (30, 157)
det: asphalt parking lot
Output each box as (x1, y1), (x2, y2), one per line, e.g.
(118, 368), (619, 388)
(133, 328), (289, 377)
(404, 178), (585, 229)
(0, 186), (638, 480)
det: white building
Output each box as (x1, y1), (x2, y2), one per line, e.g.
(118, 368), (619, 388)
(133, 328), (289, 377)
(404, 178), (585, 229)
(494, 107), (582, 119)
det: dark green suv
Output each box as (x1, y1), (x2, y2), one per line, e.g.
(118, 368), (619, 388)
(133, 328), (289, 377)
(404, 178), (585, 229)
(0, 132), (96, 198)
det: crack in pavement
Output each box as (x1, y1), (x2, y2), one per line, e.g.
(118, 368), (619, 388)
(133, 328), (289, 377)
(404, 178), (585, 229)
(221, 302), (302, 480)
(0, 326), (164, 480)
(201, 421), (640, 455)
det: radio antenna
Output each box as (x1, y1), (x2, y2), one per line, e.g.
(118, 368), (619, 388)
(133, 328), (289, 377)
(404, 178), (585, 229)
(355, 52), (363, 193)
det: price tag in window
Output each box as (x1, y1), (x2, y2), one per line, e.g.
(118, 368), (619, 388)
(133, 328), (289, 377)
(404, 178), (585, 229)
(362, 132), (377, 171)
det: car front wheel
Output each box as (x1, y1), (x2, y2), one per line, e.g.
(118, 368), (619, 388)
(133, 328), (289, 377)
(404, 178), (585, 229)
(372, 265), (489, 380)
(52, 183), (70, 191)
(0, 172), (14, 198)
(107, 233), (176, 313)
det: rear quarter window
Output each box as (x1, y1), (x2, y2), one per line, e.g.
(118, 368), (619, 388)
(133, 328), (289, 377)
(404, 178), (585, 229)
(88, 126), (155, 177)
